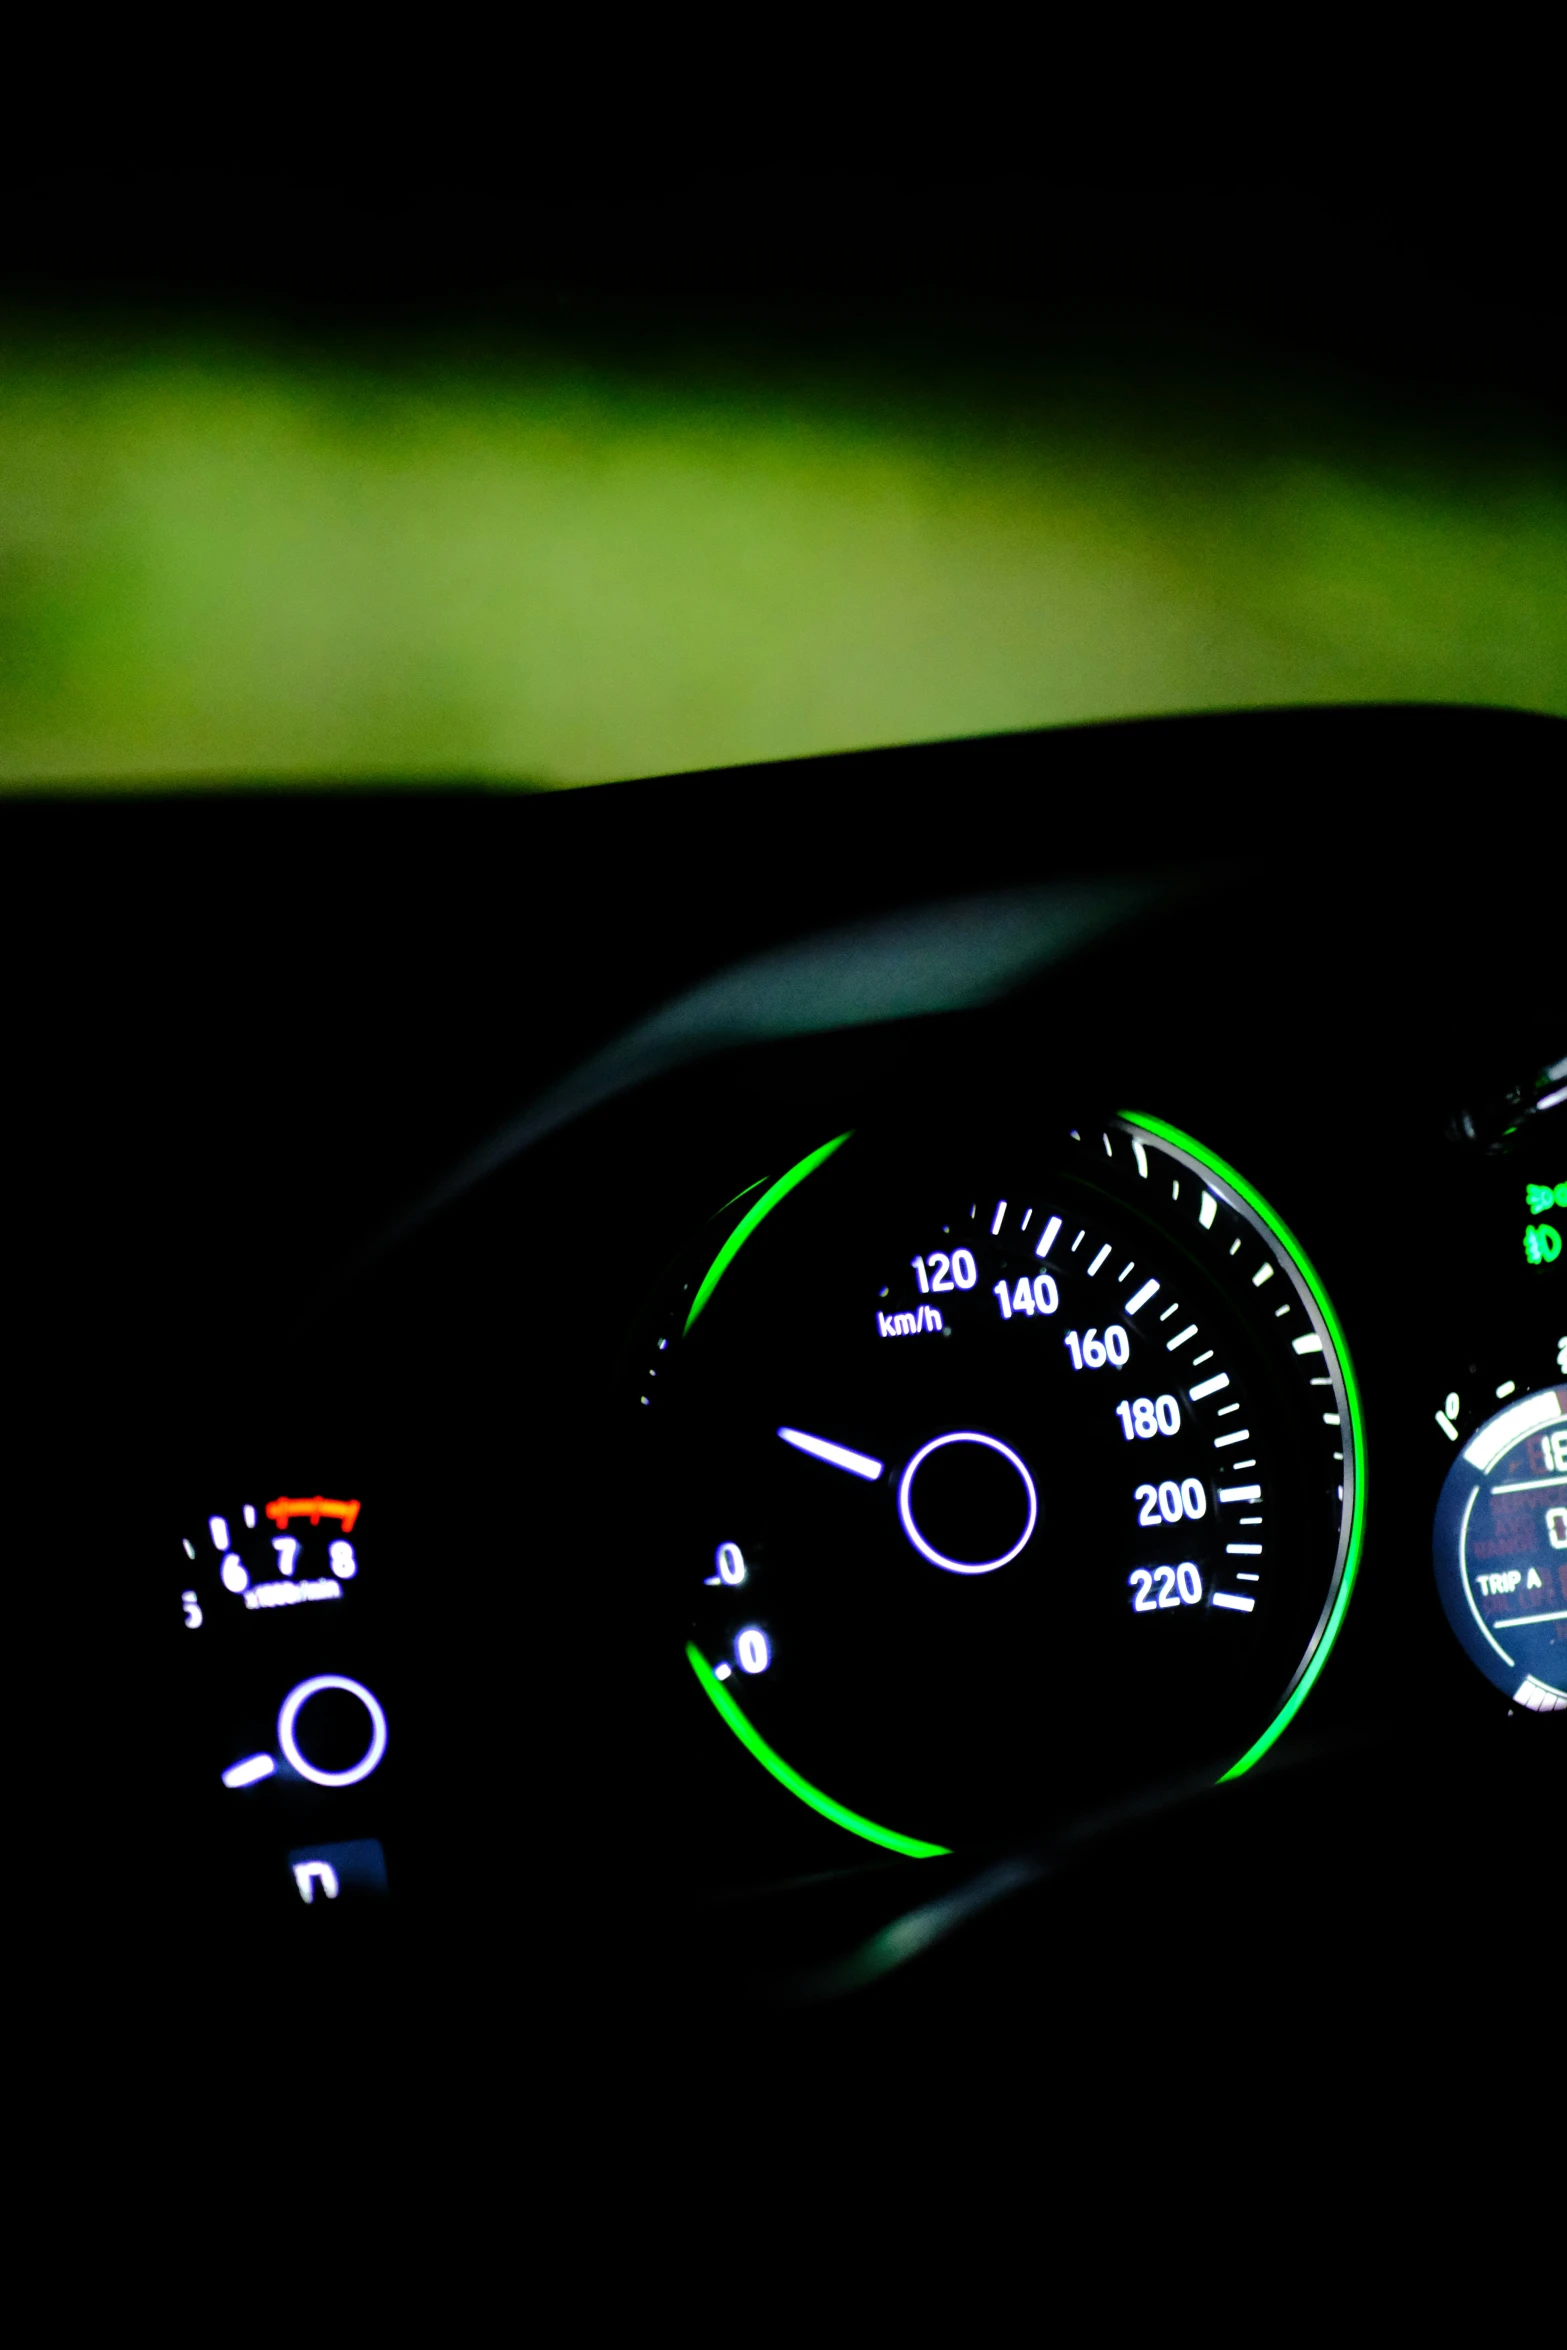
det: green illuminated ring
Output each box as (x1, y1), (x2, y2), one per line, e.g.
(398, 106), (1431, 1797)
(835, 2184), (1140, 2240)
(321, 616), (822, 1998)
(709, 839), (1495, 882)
(686, 1643), (950, 1858)
(685, 1133), (851, 1334)
(1120, 1110), (1367, 1782)
(683, 1127), (953, 1859)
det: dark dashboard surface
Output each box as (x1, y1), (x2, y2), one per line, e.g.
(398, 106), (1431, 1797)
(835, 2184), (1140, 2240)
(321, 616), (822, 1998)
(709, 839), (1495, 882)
(15, 703), (1562, 2121)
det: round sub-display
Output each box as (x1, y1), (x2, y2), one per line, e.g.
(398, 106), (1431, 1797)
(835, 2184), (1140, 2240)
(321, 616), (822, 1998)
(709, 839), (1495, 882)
(646, 1115), (1364, 1851)
(1432, 1386), (1567, 1712)
(278, 1674), (389, 1787)
(897, 1433), (1039, 1573)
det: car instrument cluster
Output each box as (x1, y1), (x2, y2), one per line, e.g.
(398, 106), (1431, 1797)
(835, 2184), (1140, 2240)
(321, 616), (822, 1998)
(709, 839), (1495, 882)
(163, 1053), (1564, 1929)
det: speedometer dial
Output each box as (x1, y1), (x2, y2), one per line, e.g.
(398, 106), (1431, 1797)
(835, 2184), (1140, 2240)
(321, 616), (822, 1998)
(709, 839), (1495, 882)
(643, 1114), (1364, 1854)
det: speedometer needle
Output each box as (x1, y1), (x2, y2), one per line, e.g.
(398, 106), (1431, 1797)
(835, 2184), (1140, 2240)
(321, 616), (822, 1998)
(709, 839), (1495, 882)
(777, 1427), (885, 1481)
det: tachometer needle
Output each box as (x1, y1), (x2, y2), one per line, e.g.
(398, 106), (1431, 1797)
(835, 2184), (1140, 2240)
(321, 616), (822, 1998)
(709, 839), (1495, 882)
(778, 1427), (885, 1481)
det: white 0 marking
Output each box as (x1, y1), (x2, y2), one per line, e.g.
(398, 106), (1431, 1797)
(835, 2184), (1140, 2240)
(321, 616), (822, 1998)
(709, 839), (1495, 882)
(735, 1627), (770, 1674)
(898, 1433), (1038, 1575)
(715, 1541), (748, 1585)
(277, 1675), (389, 1789)
(1124, 1278), (1160, 1315)
(1189, 1372), (1230, 1402)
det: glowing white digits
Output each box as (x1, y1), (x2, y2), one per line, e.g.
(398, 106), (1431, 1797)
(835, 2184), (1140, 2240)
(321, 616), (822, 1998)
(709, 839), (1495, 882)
(993, 1274), (1059, 1319)
(1128, 1563), (1204, 1614)
(1064, 1326), (1128, 1369)
(912, 1250), (977, 1295)
(1116, 1395), (1182, 1440)
(1135, 1478), (1207, 1526)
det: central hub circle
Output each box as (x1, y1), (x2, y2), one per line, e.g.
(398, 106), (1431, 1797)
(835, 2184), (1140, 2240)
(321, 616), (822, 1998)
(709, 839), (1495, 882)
(897, 1432), (1038, 1574)
(278, 1674), (389, 1788)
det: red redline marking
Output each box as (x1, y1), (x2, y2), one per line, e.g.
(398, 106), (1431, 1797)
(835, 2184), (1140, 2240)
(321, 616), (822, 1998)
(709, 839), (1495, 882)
(265, 1495), (361, 1533)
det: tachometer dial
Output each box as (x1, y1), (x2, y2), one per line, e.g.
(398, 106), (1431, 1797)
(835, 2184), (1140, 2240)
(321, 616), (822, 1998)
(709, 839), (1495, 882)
(170, 1489), (396, 1916)
(642, 1114), (1364, 1853)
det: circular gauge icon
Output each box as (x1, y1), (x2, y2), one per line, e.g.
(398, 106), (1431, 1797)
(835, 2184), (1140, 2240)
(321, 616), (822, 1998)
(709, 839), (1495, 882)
(644, 1113), (1365, 1850)
(1433, 1385), (1567, 1712)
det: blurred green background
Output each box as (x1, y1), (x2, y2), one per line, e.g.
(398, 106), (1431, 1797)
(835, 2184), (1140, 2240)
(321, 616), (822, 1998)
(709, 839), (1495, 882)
(3, 188), (1561, 789)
